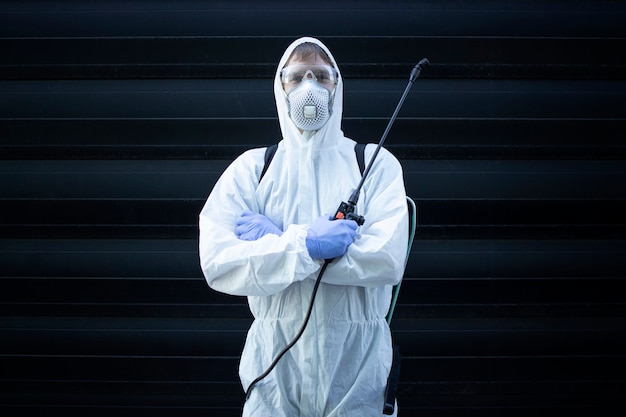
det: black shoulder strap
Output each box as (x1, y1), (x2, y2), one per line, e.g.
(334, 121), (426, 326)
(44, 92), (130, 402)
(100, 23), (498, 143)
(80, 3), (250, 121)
(259, 144), (278, 183)
(259, 142), (366, 184)
(355, 143), (366, 176)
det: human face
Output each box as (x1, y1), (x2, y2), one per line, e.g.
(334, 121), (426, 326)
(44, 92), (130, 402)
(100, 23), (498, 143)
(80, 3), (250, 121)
(281, 53), (337, 93)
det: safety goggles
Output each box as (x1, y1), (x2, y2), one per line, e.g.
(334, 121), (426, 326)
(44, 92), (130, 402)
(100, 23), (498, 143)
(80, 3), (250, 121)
(280, 64), (339, 86)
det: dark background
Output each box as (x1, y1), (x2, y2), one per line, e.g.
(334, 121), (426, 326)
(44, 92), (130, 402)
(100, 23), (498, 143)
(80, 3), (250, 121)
(1, 0), (625, 415)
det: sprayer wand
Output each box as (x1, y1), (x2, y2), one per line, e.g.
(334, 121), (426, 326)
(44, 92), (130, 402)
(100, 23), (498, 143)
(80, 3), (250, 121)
(333, 58), (430, 224)
(245, 58), (429, 401)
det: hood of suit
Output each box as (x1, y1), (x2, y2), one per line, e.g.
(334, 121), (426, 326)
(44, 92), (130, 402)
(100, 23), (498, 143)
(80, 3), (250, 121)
(274, 37), (344, 150)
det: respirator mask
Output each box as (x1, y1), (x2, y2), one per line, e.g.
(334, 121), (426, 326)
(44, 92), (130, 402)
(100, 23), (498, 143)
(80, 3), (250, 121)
(281, 64), (338, 131)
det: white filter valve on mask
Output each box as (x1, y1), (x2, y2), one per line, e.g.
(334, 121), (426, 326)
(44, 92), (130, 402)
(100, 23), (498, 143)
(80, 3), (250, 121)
(303, 105), (317, 119)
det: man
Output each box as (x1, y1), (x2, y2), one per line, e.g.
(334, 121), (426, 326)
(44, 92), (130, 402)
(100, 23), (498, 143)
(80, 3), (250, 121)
(199, 37), (408, 416)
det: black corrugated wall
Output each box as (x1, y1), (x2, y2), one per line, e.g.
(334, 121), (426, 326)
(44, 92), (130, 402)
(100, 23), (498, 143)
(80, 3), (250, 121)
(1, 1), (625, 415)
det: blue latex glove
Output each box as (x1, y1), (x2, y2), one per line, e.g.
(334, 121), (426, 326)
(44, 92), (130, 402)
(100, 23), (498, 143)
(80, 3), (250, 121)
(235, 210), (283, 241)
(306, 215), (358, 259)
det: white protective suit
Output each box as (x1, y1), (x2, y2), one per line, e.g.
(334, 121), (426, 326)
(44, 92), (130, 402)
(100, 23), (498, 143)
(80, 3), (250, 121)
(199, 37), (408, 417)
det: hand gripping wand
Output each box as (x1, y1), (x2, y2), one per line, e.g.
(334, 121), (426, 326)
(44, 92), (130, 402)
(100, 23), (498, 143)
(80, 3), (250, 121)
(244, 58), (430, 402)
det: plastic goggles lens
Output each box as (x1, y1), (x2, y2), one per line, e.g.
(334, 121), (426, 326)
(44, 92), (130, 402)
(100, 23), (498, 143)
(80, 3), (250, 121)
(280, 65), (338, 85)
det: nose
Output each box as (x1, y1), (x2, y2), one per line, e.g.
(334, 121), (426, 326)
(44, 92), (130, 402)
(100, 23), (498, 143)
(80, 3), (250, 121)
(303, 69), (317, 80)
